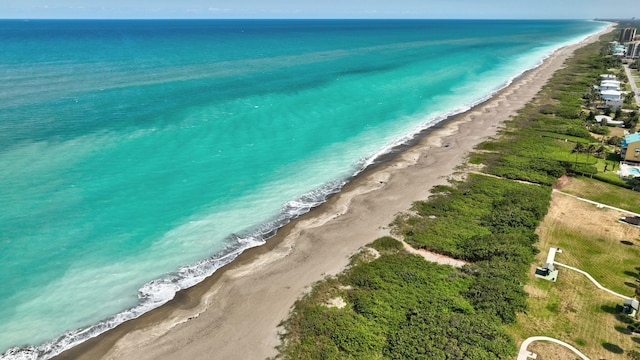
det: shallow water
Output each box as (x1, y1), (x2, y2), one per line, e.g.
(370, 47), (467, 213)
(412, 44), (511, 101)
(0, 19), (606, 359)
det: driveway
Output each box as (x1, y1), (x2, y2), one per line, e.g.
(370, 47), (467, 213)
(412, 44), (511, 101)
(623, 64), (640, 108)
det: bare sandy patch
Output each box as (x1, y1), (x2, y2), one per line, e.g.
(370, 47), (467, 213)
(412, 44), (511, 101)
(325, 297), (347, 309)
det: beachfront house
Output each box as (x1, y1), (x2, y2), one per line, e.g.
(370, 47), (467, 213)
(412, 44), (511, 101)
(598, 80), (621, 91)
(595, 115), (624, 126)
(600, 90), (624, 110)
(621, 133), (640, 162)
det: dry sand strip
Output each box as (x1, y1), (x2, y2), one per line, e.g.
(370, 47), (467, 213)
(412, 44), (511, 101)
(400, 240), (467, 268)
(55, 26), (613, 360)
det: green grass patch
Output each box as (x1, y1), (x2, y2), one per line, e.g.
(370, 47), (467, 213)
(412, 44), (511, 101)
(509, 190), (640, 358)
(540, 131), (593, 144)
(369, 236), (403, 253)
(561, 176), (640, 213)
(549, 223), (640, 295)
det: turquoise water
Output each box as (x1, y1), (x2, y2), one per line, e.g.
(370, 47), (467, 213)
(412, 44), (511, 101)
(0, 20), (606, 359)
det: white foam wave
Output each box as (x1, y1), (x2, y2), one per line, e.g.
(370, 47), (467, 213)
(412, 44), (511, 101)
(0, 247), (248, 360)
(0, 180), (347, 360)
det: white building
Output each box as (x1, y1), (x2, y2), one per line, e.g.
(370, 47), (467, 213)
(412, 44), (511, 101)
(600, 74), (617, 80)
(598, 80), (621, 91)
(595, 115), (624, 126)
(600, 89), (624, 110)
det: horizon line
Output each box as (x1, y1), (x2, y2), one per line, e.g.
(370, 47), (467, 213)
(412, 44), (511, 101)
(0, 17), (610, 21)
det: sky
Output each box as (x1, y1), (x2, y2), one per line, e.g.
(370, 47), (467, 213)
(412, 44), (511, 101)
(0, 0), (638, 20)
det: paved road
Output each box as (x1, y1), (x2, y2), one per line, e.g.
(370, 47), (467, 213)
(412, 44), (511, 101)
(623, 64), (640, 108)
(517, 336), (590, 360)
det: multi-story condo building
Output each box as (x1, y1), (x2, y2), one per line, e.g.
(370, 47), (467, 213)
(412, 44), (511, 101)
(620, 28), (638, 43)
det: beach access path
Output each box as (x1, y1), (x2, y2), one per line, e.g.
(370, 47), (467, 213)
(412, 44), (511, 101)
(55, 26), (614, 360)
(517, 336), (591, 360)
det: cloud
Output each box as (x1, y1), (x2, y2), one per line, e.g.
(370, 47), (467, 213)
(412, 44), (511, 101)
(207, 7), (231, 13)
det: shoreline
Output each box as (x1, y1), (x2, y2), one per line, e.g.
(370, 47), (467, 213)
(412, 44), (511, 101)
(53, 25), (613, 360)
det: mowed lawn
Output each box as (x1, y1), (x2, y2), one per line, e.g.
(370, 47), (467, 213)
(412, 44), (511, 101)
(561, 176), (640, 214)
(508, 185), (640, 359)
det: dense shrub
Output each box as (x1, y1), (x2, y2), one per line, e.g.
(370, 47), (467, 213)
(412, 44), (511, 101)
(565, 125), (592, 138)
(589, 125), (610, 135)
(370, 236), (403, 252)
(277, 243), (524, 359)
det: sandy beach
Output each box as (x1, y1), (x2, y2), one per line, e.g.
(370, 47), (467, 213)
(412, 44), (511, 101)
(55, 26), (612, 360)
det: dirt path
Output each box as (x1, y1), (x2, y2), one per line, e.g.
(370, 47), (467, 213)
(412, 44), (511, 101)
(400, 240), (466, 268)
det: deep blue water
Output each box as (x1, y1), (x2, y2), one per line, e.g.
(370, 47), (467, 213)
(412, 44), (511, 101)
(0, 19), (606, 359)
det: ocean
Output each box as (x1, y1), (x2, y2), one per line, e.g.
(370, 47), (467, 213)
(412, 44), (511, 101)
(0, 19), (606, 359)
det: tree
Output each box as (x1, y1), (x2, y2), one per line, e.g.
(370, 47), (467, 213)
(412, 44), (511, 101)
(585, 88), (601, 108)
(572, 142), (585, 166)
(615, 108), (623, 120)
(607, 135), (623, 147)
(585, 143), (597, 164)
(624, 111), (639, 130)
(625, 92), (636, 106)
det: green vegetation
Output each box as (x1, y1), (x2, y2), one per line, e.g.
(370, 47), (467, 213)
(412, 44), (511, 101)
(470, 32), (639, 188)
(369, 236), (404, 252)
(275, 27), (640, 360)
(507, 190), (640, 358)
(561, 176), (640, 213)
(394, 175), (549, 263)
(276, 174), (551, 359)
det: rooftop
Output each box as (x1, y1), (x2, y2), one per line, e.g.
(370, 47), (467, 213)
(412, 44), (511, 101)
(624, 298), (640, 310)
(595, 115), (624, 125)
(601, 89), (622, 96)
(623, 133), (640, 146)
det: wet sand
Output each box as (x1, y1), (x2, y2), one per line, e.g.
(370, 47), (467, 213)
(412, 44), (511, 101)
(55, 25), (612, 360)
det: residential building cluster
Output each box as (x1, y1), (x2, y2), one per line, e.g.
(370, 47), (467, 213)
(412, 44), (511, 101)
(614, 27), (640, 59)
(595, 73), (624, 110)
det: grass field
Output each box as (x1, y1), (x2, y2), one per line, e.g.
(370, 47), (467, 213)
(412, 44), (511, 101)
(561, 176), (640, 213)
(508, 189), (640, 359)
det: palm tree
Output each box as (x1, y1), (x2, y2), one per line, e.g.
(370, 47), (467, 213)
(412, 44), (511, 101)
(572, 142), (585, 167)
(595, 145), (607, 159)
(585, 143), (598, 178)
(585, 143), (597, 165)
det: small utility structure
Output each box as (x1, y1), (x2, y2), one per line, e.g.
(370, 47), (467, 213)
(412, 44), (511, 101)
(535, 247), (562, 282)
(623, 298), (640, 317)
